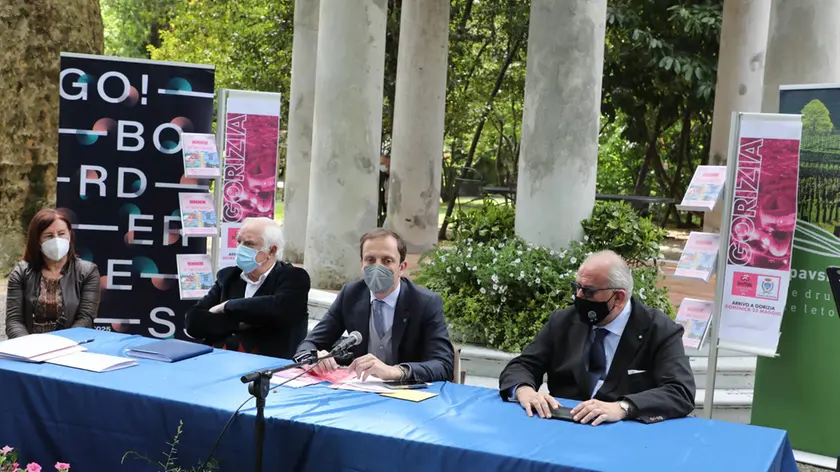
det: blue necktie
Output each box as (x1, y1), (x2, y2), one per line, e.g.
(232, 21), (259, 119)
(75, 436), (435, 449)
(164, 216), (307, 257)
(372, 299), (387, 339)
(588, 328), (608, 390)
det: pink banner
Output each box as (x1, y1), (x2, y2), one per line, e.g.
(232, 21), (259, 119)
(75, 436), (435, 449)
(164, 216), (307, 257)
(719, 115), (802, 353)
(219, 91), (282, 269)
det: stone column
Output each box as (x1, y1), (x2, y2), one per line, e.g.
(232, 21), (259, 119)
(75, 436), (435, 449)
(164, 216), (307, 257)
(703, 0), (771, 233)
(384, 0), (450, 253)
(762, 0), (840, 113)
(514, 0), (607, 251)
(282, 0), (320, 263)
(304, 0), (388, 289)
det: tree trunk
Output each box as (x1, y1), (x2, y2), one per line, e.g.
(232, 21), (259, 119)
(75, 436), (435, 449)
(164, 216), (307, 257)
(0, 0), (104, 271)
(438, 38), (523, 240)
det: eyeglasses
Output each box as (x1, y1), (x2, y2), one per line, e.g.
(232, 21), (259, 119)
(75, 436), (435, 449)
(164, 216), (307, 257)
(570, 281), (620, 299)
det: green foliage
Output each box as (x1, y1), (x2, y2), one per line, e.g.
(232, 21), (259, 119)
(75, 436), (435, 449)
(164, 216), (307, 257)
(416, 204), (674, 351)
(451, 197), (516, 244)
(101, 0), (182, 58)
(122, 420), (219, 472)
(580, 201), (666, 265)
(149, 0), (293, 99)
(802, 99), (834, 135)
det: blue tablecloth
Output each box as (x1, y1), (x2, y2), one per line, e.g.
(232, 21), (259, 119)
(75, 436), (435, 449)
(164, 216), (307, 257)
(0, 328), (797, 472)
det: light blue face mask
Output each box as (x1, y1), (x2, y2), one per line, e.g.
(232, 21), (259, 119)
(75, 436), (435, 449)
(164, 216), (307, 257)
(235, 244), (262, 273)
(364, 264), (395, 293)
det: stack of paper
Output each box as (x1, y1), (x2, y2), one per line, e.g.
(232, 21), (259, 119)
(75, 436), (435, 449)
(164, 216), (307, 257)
(46, 352), (138, 373)
(380, 390), (438, 403)
(673, 232), (721, 282)
(0, 334), (87, 363)
(271, 368), (325, 388)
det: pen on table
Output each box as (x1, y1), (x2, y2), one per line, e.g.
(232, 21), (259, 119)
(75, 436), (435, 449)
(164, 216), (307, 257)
(77, 339), (95, 345)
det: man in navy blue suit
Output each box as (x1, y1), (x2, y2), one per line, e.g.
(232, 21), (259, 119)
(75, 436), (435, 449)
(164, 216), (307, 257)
(296, 228), (454, 383)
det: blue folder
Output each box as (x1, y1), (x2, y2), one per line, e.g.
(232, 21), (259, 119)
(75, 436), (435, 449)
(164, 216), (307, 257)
(124, 339), (213, 363)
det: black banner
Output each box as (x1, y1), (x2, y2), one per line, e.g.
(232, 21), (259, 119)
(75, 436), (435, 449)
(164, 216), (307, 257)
(56, 53), (215, 340)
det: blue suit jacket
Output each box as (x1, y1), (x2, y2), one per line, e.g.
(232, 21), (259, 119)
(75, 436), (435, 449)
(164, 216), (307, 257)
(296, 278), (455, 382)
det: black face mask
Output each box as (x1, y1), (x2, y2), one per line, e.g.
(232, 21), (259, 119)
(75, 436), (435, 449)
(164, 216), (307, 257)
(574, 293), (617, 326)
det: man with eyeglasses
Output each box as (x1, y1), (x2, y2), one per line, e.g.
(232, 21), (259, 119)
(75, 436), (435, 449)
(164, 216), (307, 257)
(498, 250), (695, 425)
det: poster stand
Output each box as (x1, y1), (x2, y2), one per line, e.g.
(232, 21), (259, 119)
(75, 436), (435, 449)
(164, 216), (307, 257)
(702, 111), (803, 419)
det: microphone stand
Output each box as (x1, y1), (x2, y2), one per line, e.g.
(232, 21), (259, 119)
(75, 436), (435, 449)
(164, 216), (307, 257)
(239, 350), (344, 472)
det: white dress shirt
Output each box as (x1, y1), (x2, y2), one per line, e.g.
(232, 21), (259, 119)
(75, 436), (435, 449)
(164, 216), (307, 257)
(369, 281), (401, 333)
(589, 299), (632, 397)
(240, 262), (275, 299)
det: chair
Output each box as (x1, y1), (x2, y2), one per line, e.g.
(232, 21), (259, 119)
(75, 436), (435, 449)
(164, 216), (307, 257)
(452, 344), (466, 384)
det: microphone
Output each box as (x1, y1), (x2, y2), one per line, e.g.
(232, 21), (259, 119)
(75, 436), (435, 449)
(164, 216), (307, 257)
(330, 331), (363, 355)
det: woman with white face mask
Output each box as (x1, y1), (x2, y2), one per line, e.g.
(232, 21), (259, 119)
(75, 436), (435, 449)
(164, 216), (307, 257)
(5, 209), (101, 338)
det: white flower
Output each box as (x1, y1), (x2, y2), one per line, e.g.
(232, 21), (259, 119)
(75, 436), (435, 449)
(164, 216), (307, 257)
(517, 250), (523, 255)
(501, 296), (507, 303)
(480, 287), (486, 294)
(498, 242), (505, 248)
(519, 270), (525, 278)
(491, 274), (499, 283)
(513, 258), (521, 264)
(500, 285), (507, 293)
(570, 257), (577, 264)
(584, 235), (590, 242)
(478, 242), (484, 247)
(535, 277), (541, 284)
(446, 267), (451, 273)
(492, 257), (498, 263)
(535, 268), (540, 273)
(493, 284), (498, 290)
(509, 273), (514, 277)
(456, 266), (462, 273)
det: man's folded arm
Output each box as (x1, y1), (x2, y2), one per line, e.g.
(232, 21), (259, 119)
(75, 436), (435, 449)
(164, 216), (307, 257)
(224, 268), (311, 329)
(185, 278), (235, 341)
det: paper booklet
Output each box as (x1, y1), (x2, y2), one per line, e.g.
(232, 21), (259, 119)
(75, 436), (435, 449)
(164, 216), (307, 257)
(0, 334), (87, 363)
(46, 351), (138, 373)
(677, 165), (726, 212)
(673, 232), (721, 282)
(178, 192), (217, 237)
(176, 253), (214, 300)
(181, 132), (220, 178)
(674, 298), (713, 350)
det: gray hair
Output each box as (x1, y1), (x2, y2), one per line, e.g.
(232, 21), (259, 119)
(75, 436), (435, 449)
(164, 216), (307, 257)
(243, 217), (285, 261)
(581, 250), (634, 294)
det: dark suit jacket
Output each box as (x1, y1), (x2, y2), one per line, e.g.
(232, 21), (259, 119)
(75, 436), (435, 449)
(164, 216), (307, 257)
(185, 263), (310, 359)
(6, 259), (100, 339)
(499, 297), (696, 423)
(296, 278), (455, 383)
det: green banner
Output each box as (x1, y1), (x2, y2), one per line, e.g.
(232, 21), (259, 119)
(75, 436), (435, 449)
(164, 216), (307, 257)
(751, 87), (840, 457)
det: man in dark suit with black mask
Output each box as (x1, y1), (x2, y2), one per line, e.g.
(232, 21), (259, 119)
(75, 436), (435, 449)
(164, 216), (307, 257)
(296, 228), (454, 383)
(499, 250), (695, 425)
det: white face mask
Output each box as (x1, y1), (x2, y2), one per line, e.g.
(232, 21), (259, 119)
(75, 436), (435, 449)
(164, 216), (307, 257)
(41, 237), (70, 261)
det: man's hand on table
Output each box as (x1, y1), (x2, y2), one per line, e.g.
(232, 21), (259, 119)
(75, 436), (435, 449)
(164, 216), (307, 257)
(515, 385), (561, 418)
(349, 354), (402, 381)
(311, 350), (339, 376)
(571, 399), (627, 426)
